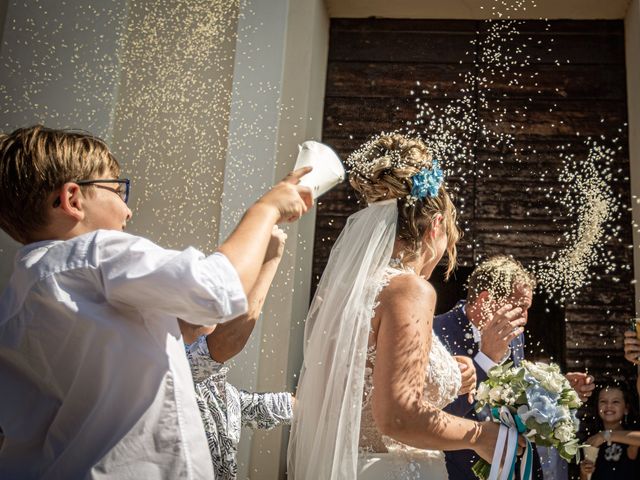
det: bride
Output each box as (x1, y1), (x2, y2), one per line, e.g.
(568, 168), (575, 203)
(288, 133), (500, 479)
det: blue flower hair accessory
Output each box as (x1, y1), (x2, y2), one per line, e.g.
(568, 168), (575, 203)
(409, 159), (444, 201)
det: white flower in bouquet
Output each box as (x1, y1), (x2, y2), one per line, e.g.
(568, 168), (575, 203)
(476, 382), (490, 402)
(524, 361), (564, 394)
(554, 421), (576, 443)
(489, 386), (504, 403)
(500, 385), (517, 405)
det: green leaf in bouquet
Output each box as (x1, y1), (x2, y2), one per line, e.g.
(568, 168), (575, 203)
(524, 418), (553, 439)
(523, 417), (539, 431)
(472, 459), (491, 480)
(560, 390), (582, 409)
(537, 422), (554, 438)
(488, 361), (513, 379)
(534, 436), (555, 447)
(559, 440), (581, 461)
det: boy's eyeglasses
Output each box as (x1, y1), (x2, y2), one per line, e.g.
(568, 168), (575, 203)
(52, 178), (131, 207)
(76, 179), (130, 204)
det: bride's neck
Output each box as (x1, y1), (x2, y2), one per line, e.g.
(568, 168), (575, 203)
(391, 240), (438, 279)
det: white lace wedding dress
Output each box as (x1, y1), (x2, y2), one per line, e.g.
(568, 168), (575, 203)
(357, 266), (462, 480)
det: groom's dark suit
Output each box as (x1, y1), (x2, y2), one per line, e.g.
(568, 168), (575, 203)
(433, 301), (541, 480)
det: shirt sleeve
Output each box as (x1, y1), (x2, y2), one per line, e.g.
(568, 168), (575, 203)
(184, 336), (225, 383)
(239, 390), (293, 430)
(474, 350), (504, 374)
(94, 231), (247, 325)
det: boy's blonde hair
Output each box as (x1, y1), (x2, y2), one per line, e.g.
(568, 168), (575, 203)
(0, 125), (120, 243)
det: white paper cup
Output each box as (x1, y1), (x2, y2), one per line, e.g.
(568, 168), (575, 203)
(583, 445), (599, 480)
(294, 141), (345, 199)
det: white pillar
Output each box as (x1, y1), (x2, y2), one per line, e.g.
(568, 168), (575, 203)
(626, 0), (640, 404)
(626, 0), (640, 315)
(0, 0), (127, 290)
(217, 0), (290, 475)
(250, 0), (329, 475)
(109, 0), (239, 251)
(220, 0), (329, 476)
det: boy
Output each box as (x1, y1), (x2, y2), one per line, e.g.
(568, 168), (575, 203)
(0, 125), (312, 479)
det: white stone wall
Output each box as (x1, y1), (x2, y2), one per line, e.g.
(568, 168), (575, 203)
(0, 1), (327, 477)
(626, 0), (640, 316)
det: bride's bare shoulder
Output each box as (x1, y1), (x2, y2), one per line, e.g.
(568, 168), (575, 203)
(378, 273), (436, 307)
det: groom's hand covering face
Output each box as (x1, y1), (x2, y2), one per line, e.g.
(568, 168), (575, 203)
(506, 284), (533, 323)
(478, 303), (526, 363)
(477, 284), (532, 363)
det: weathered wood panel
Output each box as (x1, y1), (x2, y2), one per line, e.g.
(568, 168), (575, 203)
(325, 62), (472, 99)
(482, 64), (627, 100)
(329, 31), (477, 64)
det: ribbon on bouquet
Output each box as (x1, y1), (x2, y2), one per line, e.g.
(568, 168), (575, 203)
(487, 406), (533, 480)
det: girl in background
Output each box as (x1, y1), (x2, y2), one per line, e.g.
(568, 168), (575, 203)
(579, 383), (640, 479)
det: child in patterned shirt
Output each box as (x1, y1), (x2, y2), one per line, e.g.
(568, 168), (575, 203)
(180, 226), (293, 479)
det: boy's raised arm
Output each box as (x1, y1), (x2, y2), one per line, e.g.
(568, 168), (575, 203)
(207, 227), (286, 362)
(217, 167), (312, 295)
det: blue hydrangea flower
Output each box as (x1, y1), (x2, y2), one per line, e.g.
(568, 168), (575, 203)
(410, 159), (444, 199)
(518, 384), (568, 427)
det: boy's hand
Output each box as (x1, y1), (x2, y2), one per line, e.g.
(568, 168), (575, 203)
(258, 167), (313, 223)
(265, 226), (287, 263)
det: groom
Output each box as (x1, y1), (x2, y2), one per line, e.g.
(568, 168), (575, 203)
(434, 255), (594, 480)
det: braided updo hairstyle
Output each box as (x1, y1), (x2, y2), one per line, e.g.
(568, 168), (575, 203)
(347, 133), (460, 278)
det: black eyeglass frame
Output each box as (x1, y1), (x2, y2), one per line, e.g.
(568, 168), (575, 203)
(52, 178), (131, 207)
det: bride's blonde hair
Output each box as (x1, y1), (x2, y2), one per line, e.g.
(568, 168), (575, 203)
(347, 133), (460, 278)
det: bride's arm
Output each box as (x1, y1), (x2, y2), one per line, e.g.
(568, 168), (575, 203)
(371, 274), (499, 462)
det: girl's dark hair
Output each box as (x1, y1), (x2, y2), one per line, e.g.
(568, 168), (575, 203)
(592, 381), (638, 430)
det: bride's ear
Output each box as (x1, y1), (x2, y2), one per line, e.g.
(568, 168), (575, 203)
(430, 214), (444, 239)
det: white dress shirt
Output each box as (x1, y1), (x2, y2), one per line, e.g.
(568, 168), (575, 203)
(0, 230), (247, 479)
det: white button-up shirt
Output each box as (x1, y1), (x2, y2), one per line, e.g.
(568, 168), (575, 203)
(0, 230), (247, 479)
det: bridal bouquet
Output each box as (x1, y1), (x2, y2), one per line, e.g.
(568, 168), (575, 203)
(472, 360), (582, 480)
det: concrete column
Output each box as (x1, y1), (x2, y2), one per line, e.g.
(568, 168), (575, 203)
(626, 0), (640, 315)
(249, 0), (329, 476)
(215, 0), (289, 475)
(625, 0), (640, 388)
(0, 0), (127, 289)
(219, 0), (329, 476)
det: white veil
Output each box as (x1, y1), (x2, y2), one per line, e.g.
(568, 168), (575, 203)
(288, 199), (398, 479)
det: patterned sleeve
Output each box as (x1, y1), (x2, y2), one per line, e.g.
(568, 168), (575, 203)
(185, 335), (226, 383)
(238, 389), (293, 430)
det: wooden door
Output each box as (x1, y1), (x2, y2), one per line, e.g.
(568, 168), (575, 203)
(315, 18), (634, 383)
